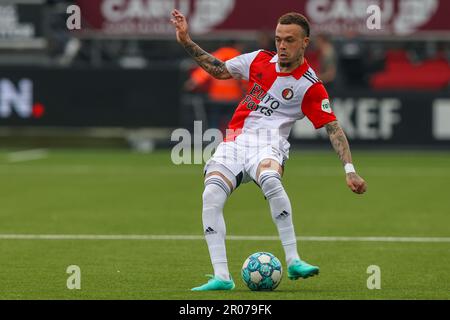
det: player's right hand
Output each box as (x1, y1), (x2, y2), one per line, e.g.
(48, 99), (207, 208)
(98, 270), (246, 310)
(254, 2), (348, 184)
(346, 172), (367, 194)
(171, 9), (190, 44)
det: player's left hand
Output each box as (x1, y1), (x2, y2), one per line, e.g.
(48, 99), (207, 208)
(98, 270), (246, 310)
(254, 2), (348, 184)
(346, 173), (367, 194)
(171, 9), (190, 44)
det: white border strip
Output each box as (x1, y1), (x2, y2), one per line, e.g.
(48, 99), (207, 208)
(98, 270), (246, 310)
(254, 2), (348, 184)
(0, 234), (449, 243)
(7, 149), (48, 163)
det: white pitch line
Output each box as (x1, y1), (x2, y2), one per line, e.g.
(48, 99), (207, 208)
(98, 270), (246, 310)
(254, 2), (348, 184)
(7, 149), (48, 163)
(0, 234), (449, 243)
(0, 164), (449, 177)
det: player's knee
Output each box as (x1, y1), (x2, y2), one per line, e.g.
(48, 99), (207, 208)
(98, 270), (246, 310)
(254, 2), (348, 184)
(256, 159), (283, 182)
(258, 170), (284, 199)
(259, 159), (273, 170)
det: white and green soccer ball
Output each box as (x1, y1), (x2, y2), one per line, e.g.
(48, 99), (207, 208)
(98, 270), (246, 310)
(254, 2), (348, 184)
(241, 252), (283, 291)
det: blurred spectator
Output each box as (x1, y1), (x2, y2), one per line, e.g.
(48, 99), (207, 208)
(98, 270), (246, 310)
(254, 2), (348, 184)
(315, 33), (337, 87)
(338, 30), (367, 87)
(47, 0), (82, 66)
(256, 31), (276, 51)
(185, 41), (246, 131)
(58, 37), (82, 66)
(118, 40), (148, 69)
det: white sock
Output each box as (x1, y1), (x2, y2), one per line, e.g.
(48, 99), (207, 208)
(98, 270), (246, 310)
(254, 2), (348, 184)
(202, 176), (231, 280)
(259, 170), (300, 266)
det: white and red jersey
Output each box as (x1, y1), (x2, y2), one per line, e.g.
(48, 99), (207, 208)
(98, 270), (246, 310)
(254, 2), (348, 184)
(224, 50), (336, 145)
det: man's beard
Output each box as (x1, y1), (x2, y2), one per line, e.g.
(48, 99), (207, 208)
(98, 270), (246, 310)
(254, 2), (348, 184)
(279, 62), (292, 68)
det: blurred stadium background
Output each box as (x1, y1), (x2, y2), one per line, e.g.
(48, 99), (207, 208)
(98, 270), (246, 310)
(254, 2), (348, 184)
(1, 0), (449, 149)
(0, 0), (449, 299)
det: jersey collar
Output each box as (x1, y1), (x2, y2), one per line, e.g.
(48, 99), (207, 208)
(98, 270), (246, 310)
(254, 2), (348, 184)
(270, 54), (309, 80)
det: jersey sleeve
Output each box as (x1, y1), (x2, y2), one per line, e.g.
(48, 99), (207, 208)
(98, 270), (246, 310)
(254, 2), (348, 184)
(301, 83), (337, 129)
(225, 50), (261, 81)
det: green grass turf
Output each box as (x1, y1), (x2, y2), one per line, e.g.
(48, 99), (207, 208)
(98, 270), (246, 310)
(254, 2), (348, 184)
(0, 149), (449, 299)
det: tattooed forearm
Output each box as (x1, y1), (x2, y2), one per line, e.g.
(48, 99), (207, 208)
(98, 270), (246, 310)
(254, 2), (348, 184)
(183, 40), (232, 79)
(325, 121), (353, 165)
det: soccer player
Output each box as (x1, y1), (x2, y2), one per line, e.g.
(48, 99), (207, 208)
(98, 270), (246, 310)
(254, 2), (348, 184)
(171, 10), (367, 291)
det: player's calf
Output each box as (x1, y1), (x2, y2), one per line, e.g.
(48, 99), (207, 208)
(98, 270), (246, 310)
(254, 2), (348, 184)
(202, 174), (232, 281)
(258, 169), (300, 266)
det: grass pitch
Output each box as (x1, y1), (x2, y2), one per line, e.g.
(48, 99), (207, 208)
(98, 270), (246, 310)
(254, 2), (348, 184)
(0, 149), (449, 299)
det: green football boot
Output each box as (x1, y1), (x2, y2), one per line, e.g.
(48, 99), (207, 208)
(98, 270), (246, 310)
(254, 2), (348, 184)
(287, 259), (320, 280)
(191, 274), (235, 291)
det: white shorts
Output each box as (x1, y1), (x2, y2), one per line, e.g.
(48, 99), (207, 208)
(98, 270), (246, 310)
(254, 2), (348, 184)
(204, 137), (290, 188)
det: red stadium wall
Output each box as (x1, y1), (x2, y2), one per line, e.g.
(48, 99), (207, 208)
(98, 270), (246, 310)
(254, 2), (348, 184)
(75, 0), (450, 37)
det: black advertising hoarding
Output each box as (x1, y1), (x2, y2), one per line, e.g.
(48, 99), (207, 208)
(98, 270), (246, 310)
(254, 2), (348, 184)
(0, 1), (44, 41)
(0, 67), (448, 147)
(291, 90), (450, 147)
(0, 67), (182, 128)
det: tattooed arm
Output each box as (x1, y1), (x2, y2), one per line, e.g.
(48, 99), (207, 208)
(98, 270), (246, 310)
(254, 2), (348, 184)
(171, 9), (232, 80)
(325, 121), (367, 194)
(325, 120), (353, 165)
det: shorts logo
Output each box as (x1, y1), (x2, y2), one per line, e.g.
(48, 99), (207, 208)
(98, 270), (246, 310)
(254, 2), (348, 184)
(282, 88), (294, 100)
(321, 99), (332, 113)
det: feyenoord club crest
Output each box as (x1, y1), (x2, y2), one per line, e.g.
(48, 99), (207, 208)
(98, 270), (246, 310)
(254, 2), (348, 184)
(282, 88), (294, 100)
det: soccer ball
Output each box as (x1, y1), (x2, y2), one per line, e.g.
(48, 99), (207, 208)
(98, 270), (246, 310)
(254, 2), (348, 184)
(241, 252), (283, 291)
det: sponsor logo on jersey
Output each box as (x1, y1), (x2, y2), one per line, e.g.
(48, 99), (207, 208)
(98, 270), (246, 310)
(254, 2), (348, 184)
(240, 83), (280, 117)
(282, 88), (294, 100)
(321, 99), (332, 113)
